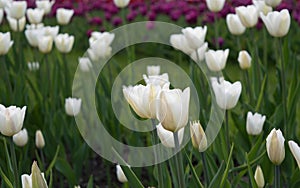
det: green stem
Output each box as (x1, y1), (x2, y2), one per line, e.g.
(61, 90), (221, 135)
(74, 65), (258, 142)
(2, 56), (13, 101)
(245, 70), (253, 105)
(250, 29), (261, 98)
(63, 54), (70, 96)
(201, 152), (209, 186)
(174, 131), (185, 188)
(214, 13), (219, 49)
(225, 110), (230, 153)
(275, 165), (280, 188)
(10, 138), (19, 188)
(2, 137), (14, 183)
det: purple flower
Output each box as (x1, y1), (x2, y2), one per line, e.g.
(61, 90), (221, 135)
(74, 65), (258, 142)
(185, 11), (198, 24)
(148, 11), (156, 21)
(170, 10), (181, 21)
(212, 37), (224, 48)
(89, 17), (103, 25)
(105, 12), (112, 21)
(127, 11), (137, 22)
(112, 17), (122, 27)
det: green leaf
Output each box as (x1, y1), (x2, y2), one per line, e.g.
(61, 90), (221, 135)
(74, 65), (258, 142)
(246, 153), (258, 188)
(46, 145), (60, 177)
(255, 75), (267, 112)
(208, 161), (225, 188)
(184, 150), (204, 188)
(220, 144), (234, 187)
(55, 158), (77, 186)
(0, 167), (13, 188)
(87, 175), (94, 188)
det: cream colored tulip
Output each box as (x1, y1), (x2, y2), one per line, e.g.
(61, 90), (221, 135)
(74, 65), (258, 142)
(0, 32), (13, 55)
(156, 123), (184, 148)
(116, 165), (128, 183)
(205, 0), (225, 12)
(288, 141), (300, 169)
(87, 38), (112, 60)
(226, 14), (246, 35)
(78, 57), (92, 72)
(113, 0), (130, 8)
(25, 28), (45, 47)
(56, 8), (74, 25)
(264, 0), (282, 8)
(7, 16), (26, 32)
(36, 0), (55, 14)
(65, 97), (82, 116)
(147, 65), (160, 76)
(182, 26), (207, 50)
(5, 1), (27, 19)
(13, 128), (28, 147)
(35, 130), (45, 149)
(246, 112), (266, 135)
(190, 42), (208, 62)
(21, 161), (48, 188)
(38, 36), (53, 54)
(236, 5), (258, 28)
(170, 34), (194, 55)
(266, 128), (285, 165)
(205, 49), (229, 72)
(26, 8), (44, 24)
(238, 50), (252, 70)
(253, 0), (272, 15)
(88, 31), (115, 47)
(143, 73), (169, 87)
(54, 34), (74, 53)
(254, 165), (265, 188)
(190, 121), (207, 152)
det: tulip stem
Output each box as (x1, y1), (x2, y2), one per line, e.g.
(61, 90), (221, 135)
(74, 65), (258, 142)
(275, 165), (280, 188)
(10, 138), (19, 188)
(2, 56), (13, 101)
(225, 110), (230, 154)
(201, 152), (209, 186)
(174, 131), (185, 188)
(245, 70), (253, 105)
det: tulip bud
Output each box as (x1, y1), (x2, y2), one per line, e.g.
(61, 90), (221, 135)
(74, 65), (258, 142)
(205, 0), (225, 12)
(116, 164), (128, 183)
(54, 34), (74, 53)
(78, 57), (92, 72)
(43, 26), (59, 39)
(65, 97), (82, 116)
(246, 112), (266, 135)
(88, 31), (115, 47)
(156, 123), (184, 148)
(7, 16), (26, 32)
(56, 8), (74, 25)
(266, 128), (285, 165)
(254, 165), (265, 188)
(170, 34), (194, 55)
(21, 161), (48, 188)
(13, 129), (28, 147)
(236, 5), (258, 28)
(26, 8), (44, 24)
(25, 28), (45, 47)
(87, 38), (112, 61)
(182, 26), (207, 50)
(288, 141), (300, 169)
(147, 65), (160, 76)
(143, 73), (169, 87)
(5, 1), (27, 19)
(38, 36), (53, 54)
(190, 42), (208, 62)
(36, 0), (55, 14)
(264, 0), (282, 8)
(74, 186), (81, 188)
(205, 49), (229, 72)
(113, 0), (130, 8)
(260, 9), (290, 38)
(27, 62), (40, 71)
(226, 14), (246, 35)
(0, 104), (26, 136)
(0, 32), (14, 55)
(190, 121), (207, 152)
(253, 0), (272, 16)
(238, 50), (252, 70)
(35, 130), (45, 149)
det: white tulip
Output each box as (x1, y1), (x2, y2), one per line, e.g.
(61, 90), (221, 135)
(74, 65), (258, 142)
(143, 73), (169, 87)
(116, 164), (128, 183)
(87, 38), (112, 60)
(205, 0), (225, 12)
(226, 14), (246, 35)
(156, 87), (190, 132)
(21, 161), (48, 188)
(36, 0), (55, 14)
(254, 165), (265, 188)
(43, 26), (59, 39)
(54, 34), (74, 53)
(147, 65), (160, 76)
(190, 42), (208, 62)
(7, 16), (26, 32)
(238, 50), (252, 69)
(65, 97), (82, 116)
(0, 9), (4, 24)
(264, 0), (282, 7)
(260, 9), (290, 37)
(5, 1), (27, 19)
(182, 26), (207, 50)
(266, 128), (285, 165)
(0, 0), (11, 9)
(56, 8), (74, 25)
(205, 49), (229, 72)
(13, 128), (28, 147)
(246, 111), (266, 135)
(190, 121), (207, 152)
(78, 57), (92, 72)
(26, 8), (44, 24)
(35, 130), (45, 149)
(38, 35), (53, 54)
(27, 62), (40, 71)
(0, 32), (13, 55)
(25, 28), (45, 47)
(156, 123), (184, 148)
(211, 77), (242, 110)
(170, 34), (194, 55)
(113, 0), (130, 8)
(88, 31), (115, 47)
(236, 5), (258, 28)
(253, 0), (272, 15)
(288, 141), (300, 169)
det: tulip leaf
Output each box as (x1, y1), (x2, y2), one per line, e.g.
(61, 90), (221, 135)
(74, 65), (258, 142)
(220, 144), (234, 187)
(45, 145), (60, 177)
(55, 158), (77, 186)
(255, 75), (267, 112)
(184, 150), (204, 188)
(208, 161), (225, 188)
(0, 167), (13, 188)
(246, 153), (258, 188)
(87, 175), (94, 188)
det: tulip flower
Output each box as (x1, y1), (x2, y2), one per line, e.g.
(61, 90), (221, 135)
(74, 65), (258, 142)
(0, 32), (13, 55)
(226, 14), (246, 35)
(254, 165), (265, 188)
(190, 42), (208, 62)
(26, 8), (44, 24)
(78, 57), (92, 72)
(143, 73), (169, 87)
(260, 9), (290, 38)
(87, 38), (112, 60)
(54, 34), (74, 53)
(211, 77), (242, 110)
(88, 31), (115, 47)
(56, 8), (74, 25)
(238, 50), (252, 70)
(21, 161), (48, 188)
(35, 130), (45, 149)
(236, 5), (258, 28)
(13, 128), (28, 147)
(43, 26), (59, 39)
(116, 164), (128, 183)
(7, 16), (26, 32)
(156, 123), (184, 148)
(264, 0), (282, 8)
(25, 28), (45, 47)
(246, 112), (266, 135)
(147, 65), (160, 76)
(0, 104), (26, 136)
(156, 87), (190, 132)
(253, 0), (272, 16)
(266, 128), (285, 165)
(36, 0), (54, 14)
(38, 36), (53, 54)
(113, 0), (130, 8)
(288, 141), (300, 169)
(205, 49), (229, 72)
(0, 0), (11, 8)
(5, 1), (27, 19)
(190, 121), (207, 152)
(170, 34), (194, 55)
(205, 0), (225, 12)
(27, 62), (40, 71)
(65, 97), (82, 116)
(182, 26), (207, 50)
(0, 9), (3, 24)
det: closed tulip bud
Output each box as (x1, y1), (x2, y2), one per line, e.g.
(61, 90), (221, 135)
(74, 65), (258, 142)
(226, 14), (246, 35)
(182, 26), (207, 50)
(38, 36), (53, 54)
(74, 186), (81, 188)
(156, 123), (184, 148)
(205, 0), (225, 12)
(88, 31), (115, 47)
(205, 49), (229, 72)
(143, 73), (169, 87)
(0, 104), (26, 136)
(36, 0), (55, 14)
(254, 165), (265, 188)
(147, 65), (160, 76)
(190, 121), (207, 152)
(116, 165), (128, 183)
(21, 161), (48, 188)
(238, 50), (252, 69)
(65, 97), (82, 116)
(211, 77), (242, 110)
(253, 0), (272, 16)
(5, 1), (27, 19)
(0, 9), (3, 24)
(113, 0), (130, 8)
(288, 141), (300, 169)
(78, 57), (92, 72)
(0, 32), (13, 55)
(246, 112), (266, 135)
(7, 16), (26, 32)
(54, 34), (74, 53)
(236, 5), (258, 28)
(27, 62), (40, 71)
(156, 87), (190, 132)
(266, 128), (285, 165)
(87, 39), (112, 60)
(35, 130), (45, 149)
(13, 128), (28, 147)
(170, 34), (194, 55)
(264, 0), (282, 8)
(260, 9), (290, 38)
(25, 28), (45, 47)
(26, 8), (44, 24)
(56, 8), (74, 25)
